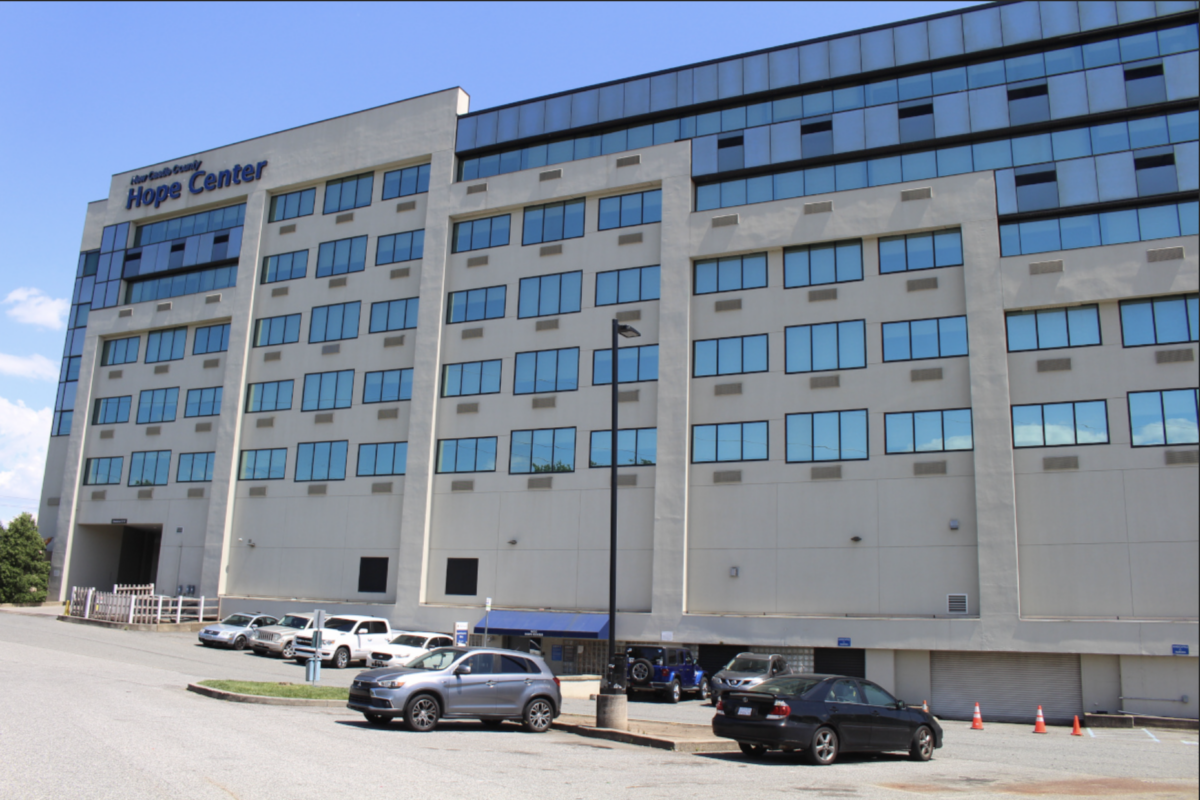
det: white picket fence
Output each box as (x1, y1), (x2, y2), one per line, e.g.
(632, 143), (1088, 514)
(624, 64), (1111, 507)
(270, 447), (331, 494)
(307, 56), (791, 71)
(68, 586), (220, 624)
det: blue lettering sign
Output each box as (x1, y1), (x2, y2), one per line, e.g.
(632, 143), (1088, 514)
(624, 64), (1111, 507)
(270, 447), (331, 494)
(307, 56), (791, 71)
(127, 159), (267, 209)
(837, 637), (851, 647)
(1172, 644), (1189, 656)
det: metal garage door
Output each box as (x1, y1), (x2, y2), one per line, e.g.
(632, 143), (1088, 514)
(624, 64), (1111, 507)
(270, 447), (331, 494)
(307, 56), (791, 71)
(931, 652), (1082, 724)
(814, 648), (866, 678)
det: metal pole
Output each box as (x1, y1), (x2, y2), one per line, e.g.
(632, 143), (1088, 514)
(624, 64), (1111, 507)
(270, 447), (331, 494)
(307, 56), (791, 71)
(607, 319), (619, 691)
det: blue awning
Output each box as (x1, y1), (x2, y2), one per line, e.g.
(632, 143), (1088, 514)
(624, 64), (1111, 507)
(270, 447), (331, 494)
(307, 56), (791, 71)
(473, 610), (609, 640)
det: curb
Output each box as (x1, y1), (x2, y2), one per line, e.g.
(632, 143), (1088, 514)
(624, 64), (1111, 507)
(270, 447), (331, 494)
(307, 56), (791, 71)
(1085, 713), (1198, 731)
(552, 713), (738, 753)
(57, 615), (211, 632)
(186, 683), (347, 707)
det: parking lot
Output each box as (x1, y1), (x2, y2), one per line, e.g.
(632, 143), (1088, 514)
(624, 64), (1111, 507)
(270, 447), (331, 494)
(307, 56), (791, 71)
(1, 608), (1196, 800)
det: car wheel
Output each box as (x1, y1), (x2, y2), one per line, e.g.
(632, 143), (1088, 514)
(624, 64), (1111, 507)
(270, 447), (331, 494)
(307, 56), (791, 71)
(523, 698), (554, 733)
(739, 742), (767, 758)
(697, 677), (711, 701)
(667, 679), (681, 704)
(807, 726), (839, 766)
(281, 641), (295, 659)
(404, 694), (440, 732)
(332, 647), (350, 669)
(232, 636), (246, 651)
(364, 713), (391, 727)
(629, 658), (653, 686)
(910, 725), (934, 762)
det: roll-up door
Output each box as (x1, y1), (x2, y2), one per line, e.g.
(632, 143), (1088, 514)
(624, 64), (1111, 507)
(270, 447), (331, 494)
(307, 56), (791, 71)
(931, 651), (1082, 724)
(814, 648), (865, 678)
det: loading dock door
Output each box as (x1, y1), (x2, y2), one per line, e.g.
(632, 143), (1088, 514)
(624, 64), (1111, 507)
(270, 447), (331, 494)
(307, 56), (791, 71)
(931, 651), (1082, 724)
(814, 648), (865, 678)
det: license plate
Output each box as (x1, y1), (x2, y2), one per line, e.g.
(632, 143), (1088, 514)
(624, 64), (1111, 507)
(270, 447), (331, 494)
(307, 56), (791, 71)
(370, 660), (387, 668)
(737, 706), (752, 716)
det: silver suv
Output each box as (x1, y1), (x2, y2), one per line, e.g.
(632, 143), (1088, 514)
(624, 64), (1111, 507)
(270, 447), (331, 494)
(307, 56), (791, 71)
(710, 652), (792, 705)
(347, 647), (561, 733)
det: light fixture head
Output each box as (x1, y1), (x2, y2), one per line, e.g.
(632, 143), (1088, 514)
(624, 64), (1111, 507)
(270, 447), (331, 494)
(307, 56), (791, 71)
(729, 566), (739, 578)
(507, 539), (518, 545)
(850, 535), (863, 543)
(949, 519), (960, 530)
(617, 323), (641, 339)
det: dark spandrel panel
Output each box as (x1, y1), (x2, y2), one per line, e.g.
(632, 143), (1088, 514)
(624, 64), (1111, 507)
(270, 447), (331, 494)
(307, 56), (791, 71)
(545, 95), (572, 132)
(1000, 1), (1041, 46)
(676, 68), (693, 107)
(497, 106), (519, 143)
(456, 116), (477, 152)
(861, 28), (895, 72)
(769, 47), (799, 89)
(829, 35), (860, 78)
(744, 53), (768, 94)
(624, 78), (650, 117)
(718, 58), (743, 99)
(572, 89), (598, 127)
(474, 111), (498, 147)
(650, 72), (677, 112)
(694, 64), (718, 103)
(599, 83), (624, 122)
(895, 22), (929, 66)
(963, 5), (1002, 52)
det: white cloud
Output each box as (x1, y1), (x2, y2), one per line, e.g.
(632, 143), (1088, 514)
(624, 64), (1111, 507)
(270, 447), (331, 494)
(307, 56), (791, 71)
(0, 397), (51, 526)
(3, 287), (69, 330)
(0, 353), (59, 381)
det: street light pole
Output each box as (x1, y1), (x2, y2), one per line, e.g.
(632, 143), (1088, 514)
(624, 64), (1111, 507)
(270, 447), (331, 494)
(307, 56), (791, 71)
(604, 319), (639, 697)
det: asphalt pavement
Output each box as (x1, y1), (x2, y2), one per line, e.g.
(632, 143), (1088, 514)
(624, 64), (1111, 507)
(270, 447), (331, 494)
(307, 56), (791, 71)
(1, 609), (1196, 800)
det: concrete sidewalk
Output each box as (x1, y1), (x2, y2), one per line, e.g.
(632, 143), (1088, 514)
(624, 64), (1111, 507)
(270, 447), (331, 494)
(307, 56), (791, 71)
(553, 712), (737, 753)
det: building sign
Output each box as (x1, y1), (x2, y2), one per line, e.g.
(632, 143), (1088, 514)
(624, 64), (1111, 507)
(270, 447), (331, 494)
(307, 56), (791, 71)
(127, 159), (268, 210)
(110, 518), (127, 524)
(551, 645), (563, 661)
(454, 622), (468, 646)
(1172, 644), (1189, 656)
(837, 637), (851, 647)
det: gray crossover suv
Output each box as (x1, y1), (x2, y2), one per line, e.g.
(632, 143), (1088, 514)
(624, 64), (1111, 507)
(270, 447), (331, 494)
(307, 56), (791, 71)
(347, 647), (562, 733)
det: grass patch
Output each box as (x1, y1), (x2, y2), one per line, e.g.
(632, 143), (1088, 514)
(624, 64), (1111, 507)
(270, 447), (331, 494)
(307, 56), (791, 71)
(198, 680), (349, 700)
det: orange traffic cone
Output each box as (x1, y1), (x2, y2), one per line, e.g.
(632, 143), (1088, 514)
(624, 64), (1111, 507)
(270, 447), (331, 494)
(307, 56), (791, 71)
(922, 700), (929, 713)
(1071, 715), (1083, 736)
(971, 703), (984, 730)
(1033, 705), (1048, 733)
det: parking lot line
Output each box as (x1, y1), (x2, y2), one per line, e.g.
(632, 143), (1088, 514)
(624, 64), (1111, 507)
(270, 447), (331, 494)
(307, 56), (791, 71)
(1143, 729), (1160, 743)
(1181, 741), (1197, 746)
(1087, 727), (1096, 738)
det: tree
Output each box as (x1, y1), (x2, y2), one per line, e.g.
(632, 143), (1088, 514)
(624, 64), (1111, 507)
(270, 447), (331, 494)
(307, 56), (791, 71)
(0, 513), (50, 604)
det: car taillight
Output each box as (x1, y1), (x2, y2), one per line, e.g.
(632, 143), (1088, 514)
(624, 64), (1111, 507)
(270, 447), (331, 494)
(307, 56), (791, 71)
(553, 676), (561, 689)
(715, 699), (724, 711)
(766, 702), (791, 720)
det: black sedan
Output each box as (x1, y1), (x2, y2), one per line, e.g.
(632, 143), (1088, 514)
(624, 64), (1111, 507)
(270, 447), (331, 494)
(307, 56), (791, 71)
(712, 674), (942, 765)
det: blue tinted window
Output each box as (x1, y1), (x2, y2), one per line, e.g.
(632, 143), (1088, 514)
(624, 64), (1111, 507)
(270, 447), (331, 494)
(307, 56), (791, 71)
(92, 396), (132, 425)
(309, 302), (361, 343)
(301, 370), (354, 411)
(596, 265), (660, 306)
(357, 442), (408, 477)
(593, 344), (658, 384)
(145, 328), (187, 363)
(691, 421), (768, 463)
(269, 189), (316, 222)
(262, 250), (309, 284)
(453, 215), (511, 253)
(1012, 401), (1109, 448)
(518, 271), (582, 318)
(694, 253), (766, 294)
(381, 164), (430, 200)
(447, 286), (506, 323)
(128, 450), (172, 486)
(598, 190), (661, 231)
(184, 387), (222, 417)
(246, 380), (293, 413)
(1129, 390), (1199, 446)
(1006, 305), (1101, 351)
(784, 241), (862, 287)
(253, 314), (301, 347)
(101, 336), (140, 366)
(363, 369), (413, 403)
(589, 428), (657, 467)
(879, 230), (961, 273)
(514, 348), (579, 394)
(125, 265), (236, 305)
(442, 360), (502, 397)
(83, 457), (123, 485)
(316, 236), (367, 278)
(376, 230), (425, 265)
(884, 409), (973, 453)
(324, 173), (373, 214)
(786, 410), (867, 462)
(136, 387), (178, 424)
(523, 199), (585, 245)
(436, 437), (498, 473)
(177, 452), (216, 482)
(368, 297), (420, 333)
(785, 321), (865, 373)
(509, 428), (575, 473)
(193, 324), (230, 355)
(295, 441), (348, 481)
(693, 335), (768, 377)
(1120, 295), (1199, 346)
(882, 316), (968, 361)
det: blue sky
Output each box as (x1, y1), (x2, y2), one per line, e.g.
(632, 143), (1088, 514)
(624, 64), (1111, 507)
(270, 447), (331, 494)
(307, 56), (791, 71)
(0, 1), (978, 520)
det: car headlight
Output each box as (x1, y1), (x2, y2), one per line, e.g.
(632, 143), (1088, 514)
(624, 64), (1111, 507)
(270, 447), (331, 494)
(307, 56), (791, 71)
(376, 680), (405, 689)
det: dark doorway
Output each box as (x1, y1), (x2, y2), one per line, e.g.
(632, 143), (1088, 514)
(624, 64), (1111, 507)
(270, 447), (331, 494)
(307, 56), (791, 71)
(698, 644), (746, 676)
(116, 526), (161, 586)
(814, 647), (865, 678)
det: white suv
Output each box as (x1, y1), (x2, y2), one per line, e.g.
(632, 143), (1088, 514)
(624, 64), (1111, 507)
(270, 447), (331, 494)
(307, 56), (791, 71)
(367, 631), (456, 669)
(293, 616), (391, 669)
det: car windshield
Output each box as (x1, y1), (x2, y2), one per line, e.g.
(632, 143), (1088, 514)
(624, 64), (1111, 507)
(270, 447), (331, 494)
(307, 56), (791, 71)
(626, 647), (664, 664)
(406, 648), (466, 670)
(321, 617), (358, 632)
(277, 615), (310, 629)
(391, 635), (430, 648)
(221, 614), (253, 627)
(752, 676), (825, 698)
(725, 656), (770, 673)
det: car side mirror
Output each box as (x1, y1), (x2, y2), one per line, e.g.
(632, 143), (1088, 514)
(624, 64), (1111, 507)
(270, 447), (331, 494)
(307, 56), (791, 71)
(896, 700), (907, 710)
(455, 665), (472, 675)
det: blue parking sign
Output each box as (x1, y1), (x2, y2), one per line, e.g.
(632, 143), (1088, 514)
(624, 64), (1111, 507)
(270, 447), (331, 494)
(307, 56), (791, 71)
(837, 638), (851, 647)
(1172, 644), (1189, 656)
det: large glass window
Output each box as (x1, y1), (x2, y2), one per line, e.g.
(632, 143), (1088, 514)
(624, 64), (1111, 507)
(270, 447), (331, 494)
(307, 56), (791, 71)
(357, 442), (408, 476)
(363, 369), (413, 403)
(261, 250), (309, 284)
(101, 336), (140, 366)
(246, 380), (294, 413)
(523, 199), (585, 245)
(785, 322), (866, 373)
(879, 230), (963, 273)
(302, 370), (354, 411)
(786, 410), (868, 462)
(254, 314), (302, 347)
(295, 441), (348, 481)
(589, 428), (657, 467)
(309, 301), (361, 343)
(694, 335), (768, 377)
(510, 428), (576, 473)
(368, 297), (420, 333)
(1012, 401), (1109, 447)
(135, 204), (245, 247)
(436, 437), (498, 473)
(882, 316), (969, 362)
(593, 344), (658, 384)
(452, 215), (511, 253)
(177, 452), (215, 483)
(1128, 389), (1199, 446)
(1119, 295), (1199, 347)
(92, 396), (131, 425)
(184, 387), (223, 418)
(145, 328), (187, 363)
(447, 286), (506, 323)
(136, 388), (178, 424)
(694, 253), (767, 294)
(324, 173), (373, 214)
(518, 271), (582, 318)
(692, 421), (769, 463)
(884, 409), (973, 453)
(596, 265), (660, 306)
(269, 188), (316, 222)
(126, 265), (237, 305)
(1006, 305), (1101, 351)
(514, 348), (578, 394)
(239, 448), (287, 480)
(83, 456), (123, 485)
(442, 360), (502, 397)
(1000, 201), (1198, 256)
(316, 235), (368, 278)
(783, 241), (863, 287)
(381, 164), (430, 200)
(598, 190), (662, 230)
(128, 450), (171, 486)
(376, 230), (425, 265)
(193, 323), (230, 355)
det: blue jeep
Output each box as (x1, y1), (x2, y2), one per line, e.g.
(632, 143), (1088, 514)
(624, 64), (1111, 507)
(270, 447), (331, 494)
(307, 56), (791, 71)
(625, 645), (711, 703)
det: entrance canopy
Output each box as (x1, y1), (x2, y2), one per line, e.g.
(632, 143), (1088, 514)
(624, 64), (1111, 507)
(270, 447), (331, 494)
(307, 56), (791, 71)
(473, 610), (609, 640)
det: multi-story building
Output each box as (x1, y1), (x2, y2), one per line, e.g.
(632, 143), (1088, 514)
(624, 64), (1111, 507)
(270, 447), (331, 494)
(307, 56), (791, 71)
(40, 1), (1197, 720)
